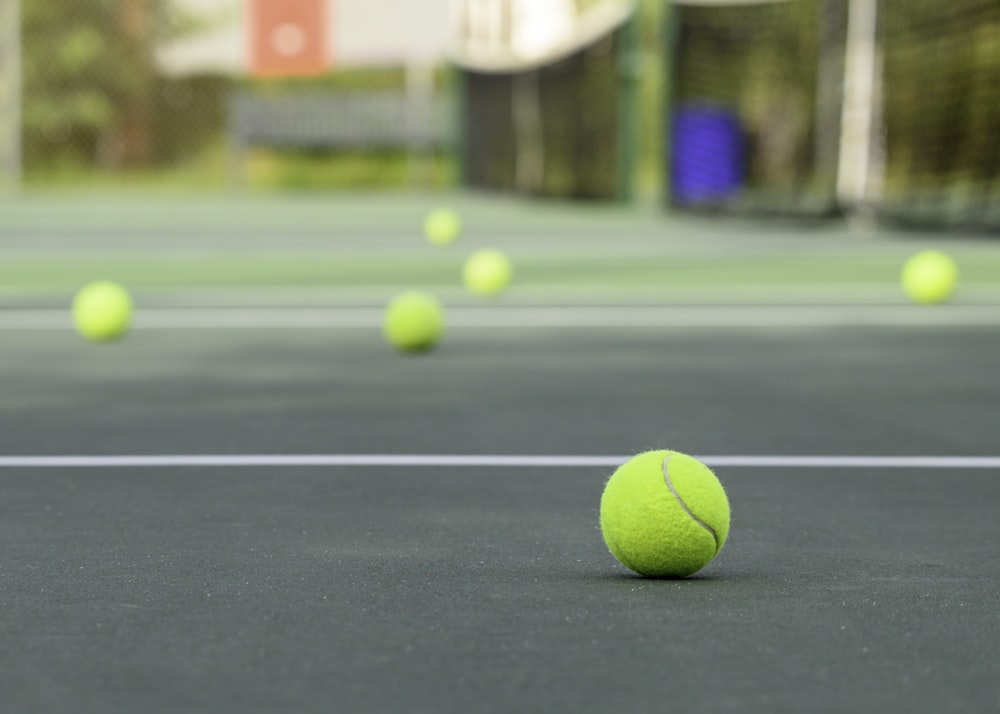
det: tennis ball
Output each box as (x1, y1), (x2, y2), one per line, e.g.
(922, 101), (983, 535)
(600, 450), (730, 578)
(72, 281), (133, 343)
(424, 208), (461, 246)
(463, 249), (512, 297)
(901, 250), (959, 304)
(383, 291), (444, 353)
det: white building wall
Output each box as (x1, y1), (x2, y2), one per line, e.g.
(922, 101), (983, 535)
(156, 0), (451, 76)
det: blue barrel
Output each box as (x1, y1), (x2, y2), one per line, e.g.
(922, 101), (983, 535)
(671, 105), (745, 205)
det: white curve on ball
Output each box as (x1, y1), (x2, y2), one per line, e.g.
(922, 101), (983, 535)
(662, 455), (719, 552)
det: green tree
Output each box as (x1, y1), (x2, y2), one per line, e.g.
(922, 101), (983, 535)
(22, 0), (193, 172)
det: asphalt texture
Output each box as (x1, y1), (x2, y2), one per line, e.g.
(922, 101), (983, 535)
(2, 325), (999, 713)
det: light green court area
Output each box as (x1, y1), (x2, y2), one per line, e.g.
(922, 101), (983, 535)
(2, 193), (999, 300)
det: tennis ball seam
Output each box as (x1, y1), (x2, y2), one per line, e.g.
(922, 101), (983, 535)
(662, 455), (720, 554)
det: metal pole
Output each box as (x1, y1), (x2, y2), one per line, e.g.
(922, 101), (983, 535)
(0, 0), (21, 193)
(837, 0), (880, 212)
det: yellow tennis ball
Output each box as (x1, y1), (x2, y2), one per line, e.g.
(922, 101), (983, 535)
(600, 450), (731, 578)
(72, 281), (133, 343)
(901, 250), (959, 304)
(463, 249), (512, 297)
(424, 208), (461, 246)
(383, 291), (444, 353)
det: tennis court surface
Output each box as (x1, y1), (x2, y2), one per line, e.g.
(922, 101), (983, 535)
(1, 194), (999, 713)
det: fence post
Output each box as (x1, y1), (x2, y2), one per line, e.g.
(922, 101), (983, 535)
(0, 0), (21, 193)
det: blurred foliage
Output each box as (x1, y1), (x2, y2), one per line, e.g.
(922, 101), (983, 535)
(21, 0), (450, 190)
(244, 148), (455, 191)
(23, 0), (146, 170)
(22, 0), (226, 174)
(244, 67), (409, 94)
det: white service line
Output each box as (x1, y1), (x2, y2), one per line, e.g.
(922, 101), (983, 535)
(0, 454), (999, 469)
(2, 305), (1000, 329)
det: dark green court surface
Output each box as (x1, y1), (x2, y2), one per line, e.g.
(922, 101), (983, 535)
(1, 195), (998, 712)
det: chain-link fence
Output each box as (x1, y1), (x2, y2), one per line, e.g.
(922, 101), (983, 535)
(452, 0), (639, 202)
(461, 25), (633, 201)
(664, 0), (1000, 229)
(878, 0), (1000, 228)
(666, 0), (847, 216)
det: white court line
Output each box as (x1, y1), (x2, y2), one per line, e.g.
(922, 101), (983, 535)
(0, 455), (999, 469)
(2, 306), (1000, 329)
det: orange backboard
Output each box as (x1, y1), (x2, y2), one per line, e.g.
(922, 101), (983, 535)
(249, 0), (329, 77)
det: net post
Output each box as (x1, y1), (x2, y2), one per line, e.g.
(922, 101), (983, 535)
(0, 0), (21, 194)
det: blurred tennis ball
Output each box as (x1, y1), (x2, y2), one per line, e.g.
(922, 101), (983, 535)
(901, 250), (959, 304)
(424, 208), (461, 247)
(463, 249), (512, 297)
(72, 281), (133, 343)
(383, 291), (444, 353)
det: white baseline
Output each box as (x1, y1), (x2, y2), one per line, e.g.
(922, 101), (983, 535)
(3, 305), (1000, 329)
(0, 455), (999, 469)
